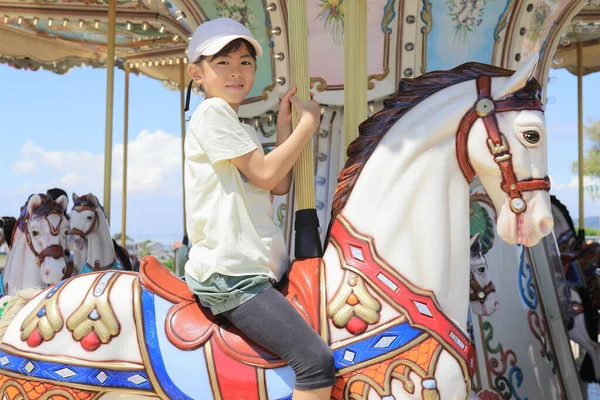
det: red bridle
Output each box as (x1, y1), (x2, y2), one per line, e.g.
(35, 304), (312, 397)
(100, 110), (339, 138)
(456, 75), (550, 214)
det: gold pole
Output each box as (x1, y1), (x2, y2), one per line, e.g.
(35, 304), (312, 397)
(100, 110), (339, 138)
(103, 0), (117, 223)
(180, 62), (188, 239)
(121, 68), (129, 249)
(344, 0), (367, 157)
(288, 0), (315, 211)
(577, 41), (584, 238)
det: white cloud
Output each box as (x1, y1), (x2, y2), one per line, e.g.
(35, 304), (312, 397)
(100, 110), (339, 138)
(10, 130), (182, 198)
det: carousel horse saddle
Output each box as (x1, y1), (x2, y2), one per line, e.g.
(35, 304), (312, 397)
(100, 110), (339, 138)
(139, 256), (322, 368)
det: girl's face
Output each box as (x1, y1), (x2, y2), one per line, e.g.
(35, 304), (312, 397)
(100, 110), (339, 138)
(190, 44), (256, 112)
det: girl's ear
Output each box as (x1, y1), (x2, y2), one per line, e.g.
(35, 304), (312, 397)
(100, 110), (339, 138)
(187, 63), (203, 83)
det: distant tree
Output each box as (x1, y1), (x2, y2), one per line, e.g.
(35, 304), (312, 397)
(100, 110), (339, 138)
(572, 120), (600, 176)
(138, 240), (153, 257)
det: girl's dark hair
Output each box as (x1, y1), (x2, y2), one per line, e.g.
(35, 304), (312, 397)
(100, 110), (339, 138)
(196, 38), (257, 64)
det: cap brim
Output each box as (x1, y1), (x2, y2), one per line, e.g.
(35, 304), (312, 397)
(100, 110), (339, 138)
(202, 34), (263, 57)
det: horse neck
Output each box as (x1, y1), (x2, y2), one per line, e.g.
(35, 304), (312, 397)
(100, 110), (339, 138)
(86, 211), (116, 269)
(3, 229), (43, 295)
(333, 83), (475, 329)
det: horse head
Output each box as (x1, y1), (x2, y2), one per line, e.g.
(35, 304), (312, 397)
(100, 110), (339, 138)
(19, 194), (69, 284)
(465, 55), (553, 247)
(67, 193), (101, 252)
(469, 233), (499, 316)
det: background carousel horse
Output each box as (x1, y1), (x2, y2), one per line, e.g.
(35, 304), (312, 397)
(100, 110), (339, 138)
(67, 193), (132, 274)
(0, 217), (16, 250)
(0, 194), (69, 297)
(551, 195), (600, 384)
(0, 58), (553, 400)
(468, 233), (499, 317)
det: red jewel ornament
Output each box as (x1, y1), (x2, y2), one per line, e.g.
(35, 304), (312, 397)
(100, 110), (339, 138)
(26, 329), (43, 347)
(81, 330), (101, 351)
(346, 316), (367, 334)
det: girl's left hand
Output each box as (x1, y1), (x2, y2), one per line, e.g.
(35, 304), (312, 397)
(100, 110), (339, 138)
(278, 85), (315, 125)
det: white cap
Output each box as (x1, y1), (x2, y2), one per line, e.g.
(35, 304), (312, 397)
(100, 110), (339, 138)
(186, 18), (263, 62)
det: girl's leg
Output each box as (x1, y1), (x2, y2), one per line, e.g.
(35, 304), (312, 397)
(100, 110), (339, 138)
(222, 287), (335, 400)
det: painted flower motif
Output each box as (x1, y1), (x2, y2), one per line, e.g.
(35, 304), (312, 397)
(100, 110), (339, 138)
(477, 390), (503, 400)
(445, 0), (488, 44)
(528, 0), (559, 42)
(316, 0), (345, 45)
(214, 0), (255, 32)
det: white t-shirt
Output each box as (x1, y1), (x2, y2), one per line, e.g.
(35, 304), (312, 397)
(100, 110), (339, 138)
(183, 97), (289, 283)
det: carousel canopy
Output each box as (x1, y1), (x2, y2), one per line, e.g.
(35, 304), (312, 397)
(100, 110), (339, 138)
(553, 2), (600, 76)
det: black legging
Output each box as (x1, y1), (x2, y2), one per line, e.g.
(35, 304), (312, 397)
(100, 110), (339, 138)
(222, 287), (336, 391)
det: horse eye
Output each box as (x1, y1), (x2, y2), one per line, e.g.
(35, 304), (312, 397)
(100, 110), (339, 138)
(32, 230), (41, 238)
(63, 229), (68, 236)
(523, 130), (540, 144)
(86, 215), (93, 221)
(477, 267), (485, 273)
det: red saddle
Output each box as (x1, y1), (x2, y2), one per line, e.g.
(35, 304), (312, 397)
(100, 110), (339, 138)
(139, 256), (322, 368)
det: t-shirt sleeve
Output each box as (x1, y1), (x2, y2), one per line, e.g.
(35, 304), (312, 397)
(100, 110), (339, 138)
(194, 99), (258, 164)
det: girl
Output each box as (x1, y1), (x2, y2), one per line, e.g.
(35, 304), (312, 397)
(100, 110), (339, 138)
(184, 18), (335, 400)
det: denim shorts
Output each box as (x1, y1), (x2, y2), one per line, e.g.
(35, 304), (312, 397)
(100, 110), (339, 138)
(185, 272), (273, 315)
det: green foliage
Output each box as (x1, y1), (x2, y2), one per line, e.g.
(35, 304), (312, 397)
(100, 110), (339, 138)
(572, 120), (600, 176)
(162, 258), (174, 272)
(112, 232), (133, 242)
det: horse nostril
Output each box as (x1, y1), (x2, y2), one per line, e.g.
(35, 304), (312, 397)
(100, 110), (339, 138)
(62, 267), (66, 274)
(44, 269), (51, 276)
(493, 300), (500, 309)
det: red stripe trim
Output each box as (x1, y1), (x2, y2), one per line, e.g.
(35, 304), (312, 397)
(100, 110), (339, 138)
(210, 338), (260, 400)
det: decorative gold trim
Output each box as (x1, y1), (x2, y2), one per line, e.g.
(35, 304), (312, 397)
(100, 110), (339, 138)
(0, 379), (28, 398)
(204, 341), (223, 400)
(330, 316), (407, 351)
(40, 389), (76, 400)
(257, 368), (267, 400)
(66, 272), (120, 344)
(328, 219), (471, 380)
(427, 343), (444, 376)
(391, 362), (416, 393)
(0, 343), (144, 370)
(320, 259), (330, 343)
(20, 281), (67, 342)
(310, 6), (395, 92)
(337, 332), (429, 375)
(0, 369), (153, 395)
(132, 276), (168, 399)
(420, 0), (433, 74)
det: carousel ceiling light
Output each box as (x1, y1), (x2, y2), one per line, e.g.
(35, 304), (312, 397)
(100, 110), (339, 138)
(176, 58), (180, 64)
(552, 56), (563, 65)
(161, 59), (166, 65)
(126, 21), (132, 30)
(176, 15), (183, 21)
(159, 25), (165, 33)
(149, 61), (153, 67)
(2, 16), (8, 24)
(271, 27), (281, 35)
(62, 18), (68, 27)
(559, 36), (570, 46)
(17, 17), (23, 24)
(274, 52), (284, 60)
(142, 61), (146, 67)
(183, 57), (188, 63)
(94, 20), (100, 29)
(79, 19), (84, 28)
(129, 63), (134, 68)
(173, 34), (180, 41)
(48, 18), (53, 26)
(33, 17), (39, 26)
(169, 58), (173, 65)
(276, 77), (286, 85)
(266, 3), (276, 11)
(135, 62), (139, 67)
(142, 22), (148, 31)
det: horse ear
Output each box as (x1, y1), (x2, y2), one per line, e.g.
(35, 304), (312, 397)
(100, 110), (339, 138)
(470, 233), (480, 248)
(55, 195), (68, 212)
(72, 193), (79, 202)
(495, 54), (539, 99)
(27, 194), (43, 214)
(89, 194), (99, 206)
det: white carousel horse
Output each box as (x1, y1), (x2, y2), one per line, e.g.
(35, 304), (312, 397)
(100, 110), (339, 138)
(0, 217), (16, 250)
(0, 58), (553, 399)
(468, 233), (499, 317)
(0, 195), (68, 297)
(568, 288), (600, 381)
(67, 193), (131, 274)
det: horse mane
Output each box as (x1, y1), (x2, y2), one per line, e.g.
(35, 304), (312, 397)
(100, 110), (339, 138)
(330, 62), (543, 220)
(73, 194), (108, 219)
(1, 217), (16, 248)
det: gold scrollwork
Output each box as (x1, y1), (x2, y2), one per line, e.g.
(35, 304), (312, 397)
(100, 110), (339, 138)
(66, 273), (120, 345)
(420, 0), (433, 74)
(20, 284), (67, 343)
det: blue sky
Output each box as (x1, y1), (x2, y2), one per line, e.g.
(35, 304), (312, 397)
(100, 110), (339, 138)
(0, 65), (598, 244)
